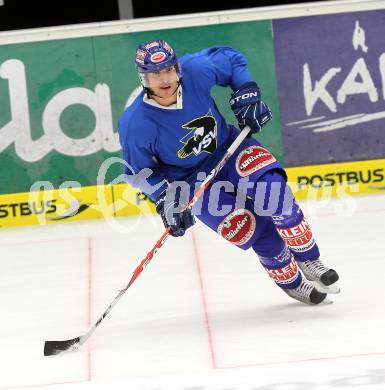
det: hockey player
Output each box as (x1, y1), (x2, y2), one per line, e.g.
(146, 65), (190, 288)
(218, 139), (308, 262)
(118, 39), (340, 305)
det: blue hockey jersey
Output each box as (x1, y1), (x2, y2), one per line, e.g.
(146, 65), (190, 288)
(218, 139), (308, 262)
(118, 46), (254, 201)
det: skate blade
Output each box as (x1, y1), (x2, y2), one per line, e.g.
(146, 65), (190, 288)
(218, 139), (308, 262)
(314, 280), (340, 294)
(320, 296), (334, 305)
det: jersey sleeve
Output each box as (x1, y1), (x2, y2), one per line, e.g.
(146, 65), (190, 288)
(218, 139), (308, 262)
(187, 46), (254, 92)
(118, 116), (167, 202)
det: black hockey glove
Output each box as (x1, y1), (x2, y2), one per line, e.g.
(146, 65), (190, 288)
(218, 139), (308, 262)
(155, 188), (195, 237)
(229, 81), (272, 134)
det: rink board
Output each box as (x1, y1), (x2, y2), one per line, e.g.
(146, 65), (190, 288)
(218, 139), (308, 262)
(1, 158), (384, 228)
(2, 4), (385, 197)
(286, 157), (385, 201)
(0, 183), (155, 228)
(1, 1), (384, 228)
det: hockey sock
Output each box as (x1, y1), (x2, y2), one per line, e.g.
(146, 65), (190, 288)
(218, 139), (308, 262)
(257, 170), (320, 261)
(258, 246), (302, 289)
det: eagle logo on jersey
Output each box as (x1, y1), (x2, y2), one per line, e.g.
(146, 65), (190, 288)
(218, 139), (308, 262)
(177, 111), (217, 158)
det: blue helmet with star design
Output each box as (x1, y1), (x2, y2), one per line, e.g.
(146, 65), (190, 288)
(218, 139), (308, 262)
(135, 39), (178, 73)
(134, 39), (181, 88)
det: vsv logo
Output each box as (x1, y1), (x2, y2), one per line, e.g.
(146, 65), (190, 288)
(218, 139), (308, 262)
(177, 111), (217, 158)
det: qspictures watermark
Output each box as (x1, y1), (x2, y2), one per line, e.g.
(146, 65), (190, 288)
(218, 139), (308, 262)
(21, 156), (362, 233)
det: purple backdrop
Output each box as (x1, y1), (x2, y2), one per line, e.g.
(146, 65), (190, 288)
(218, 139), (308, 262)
(273, 9), (385, 166)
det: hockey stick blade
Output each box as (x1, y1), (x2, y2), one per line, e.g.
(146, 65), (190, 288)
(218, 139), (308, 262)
(44, 337), (81, 356)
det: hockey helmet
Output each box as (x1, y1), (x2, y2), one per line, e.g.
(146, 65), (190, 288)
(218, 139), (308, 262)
(135, 40), (181, 88)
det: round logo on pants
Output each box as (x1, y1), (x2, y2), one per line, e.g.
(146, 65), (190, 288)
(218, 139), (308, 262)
(236, 145), (276, 177)
(217, 209), (256, 246)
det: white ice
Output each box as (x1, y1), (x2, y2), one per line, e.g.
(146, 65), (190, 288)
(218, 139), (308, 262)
(0, 193), (384, 390)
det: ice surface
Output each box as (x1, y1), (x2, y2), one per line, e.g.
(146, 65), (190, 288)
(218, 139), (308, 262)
(0, 193), (384, 389)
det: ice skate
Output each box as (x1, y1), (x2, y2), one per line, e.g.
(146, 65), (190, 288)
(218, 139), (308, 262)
(281, 277), (328, 305)
(297, 259), (340, 294)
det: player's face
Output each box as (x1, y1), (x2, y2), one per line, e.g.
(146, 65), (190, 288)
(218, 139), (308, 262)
(147, 66), (178, 105)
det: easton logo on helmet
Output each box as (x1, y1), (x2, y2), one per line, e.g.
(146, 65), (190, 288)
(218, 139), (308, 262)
(151, 52), (167, 63)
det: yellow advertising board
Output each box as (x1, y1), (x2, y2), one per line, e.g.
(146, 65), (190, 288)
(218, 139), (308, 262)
(1, 159), (384, 228)
(0, 185), (113, 228)
(0, 183), (156, 228)
(286, 158), (385, 201)
(111, 184), (156, 217)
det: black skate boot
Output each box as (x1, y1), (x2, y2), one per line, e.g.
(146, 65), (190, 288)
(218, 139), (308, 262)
(297, 259), (340, 294)
(281, 278), (328, 305)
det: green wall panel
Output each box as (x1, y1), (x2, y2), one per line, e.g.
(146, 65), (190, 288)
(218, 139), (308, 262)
(0, 20), (283, 194)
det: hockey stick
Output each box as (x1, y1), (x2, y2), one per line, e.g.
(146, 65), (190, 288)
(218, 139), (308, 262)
(43, 125), (251, 356)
